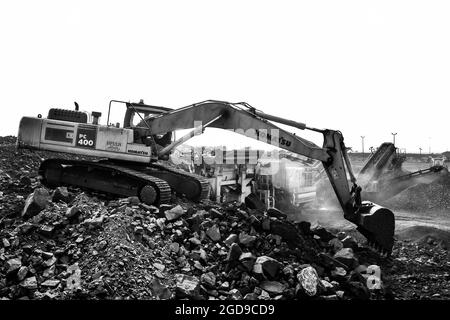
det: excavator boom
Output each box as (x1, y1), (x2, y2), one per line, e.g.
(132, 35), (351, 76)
(136, 100), (395, 253)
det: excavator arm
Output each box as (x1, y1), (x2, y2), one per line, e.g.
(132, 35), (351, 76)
(136, 100), (395, 254)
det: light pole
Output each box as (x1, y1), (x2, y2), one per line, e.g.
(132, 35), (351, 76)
(369, 146), (374, 154)
(391, 133), (397, 146)
(419, 147), (422, 155)
(361, 136), (365, 156)
(428, 137), (431, 155)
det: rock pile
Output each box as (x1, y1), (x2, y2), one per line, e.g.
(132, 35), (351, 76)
(0, 182), (389, 300)
(383, 173), (450, 213)
(2, 135), (449, 300)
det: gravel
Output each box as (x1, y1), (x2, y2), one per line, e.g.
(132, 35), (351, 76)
(1, 135), (449, 300)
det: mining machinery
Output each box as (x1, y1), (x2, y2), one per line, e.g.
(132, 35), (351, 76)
(17, 99), (395, 253)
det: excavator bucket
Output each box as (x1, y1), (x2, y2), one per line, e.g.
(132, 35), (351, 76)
(348, 201), (395, 254)
(350, 143), (396, 253)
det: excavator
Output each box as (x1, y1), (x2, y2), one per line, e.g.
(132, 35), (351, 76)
(16, 99), (395, 254)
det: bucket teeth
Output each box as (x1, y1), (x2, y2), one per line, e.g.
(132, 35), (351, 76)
(366, 240), (392, 256)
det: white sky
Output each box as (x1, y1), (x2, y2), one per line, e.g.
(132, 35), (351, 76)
(1, 0), (449, 153)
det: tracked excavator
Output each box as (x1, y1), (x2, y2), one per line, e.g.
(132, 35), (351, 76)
(17, 99), (395, 254)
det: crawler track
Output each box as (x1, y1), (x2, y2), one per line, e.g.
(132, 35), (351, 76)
(39, 159), (210, 205)
(39, 159), (172, 205)
(145, 162), (210, 201)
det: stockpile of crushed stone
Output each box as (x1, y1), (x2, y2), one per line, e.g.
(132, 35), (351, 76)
(383, 173), (450, 213)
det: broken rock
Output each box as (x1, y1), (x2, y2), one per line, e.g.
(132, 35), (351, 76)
(226, 243), (242, 262)
(66, 206), (80, 218)
(42, 265), (55, 278)
(262, 217), (271, 231)
(189, 237), (202, 246)
(42, 256), (57, 268)
(333, 248), (358, 269)
(297, 221), (312, 235)
(269, 220), (301, 244)
(17, 266), (29, 281)
(331, 267), (347, 280)
(267, 208), (287, 220)
(224, 234), (238, 246)
(297, 266), (320, 297)
(96, 240), (108, 251)
(244, 293), (258, 300)
(20, 277), (38, 290)
(165, 205), (185, 221)
(186, 214), (201, 233)
(220, 281), (230, 290)
(329, 238), (344, 253)
(39, 225), (54, 237)
(170, 242), (180, 253)
(2, 238), (10, 248)
(321, 280), (335, 294)
(175, 274), (201, 299)
(258, 290), (271, 300)
(22, 188), (50, 218)
(17, 222), (35, 235)
(209, 208), (222, 218)
(82, 216), (104, 229)
(41, 279), (60, 288)
(6, 258), (22, 274)
(342, 236), (358, 250)
(52, 187), (70, 203)
(153, 263), (165, 272)
(134, 226), (144, 236)
(200, 272), (216, 289)
(311, 226), (335, 242)
(128, 196), (140, 205)
(206, 225), (221, 242)
(149, 278), (172, 299)
(239, 252), (256, 272)
(260, 281), (286, 295)
(253, 256), (282, 280)
(229, 288), (243, 300)
(239, 232), (257, 247)
(41, 251), (53, 260)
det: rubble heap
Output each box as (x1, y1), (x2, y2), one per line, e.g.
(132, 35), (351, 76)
(383, 173), (450, 213)
(1, 136), (449, 300)
(1, 184), (391, 300)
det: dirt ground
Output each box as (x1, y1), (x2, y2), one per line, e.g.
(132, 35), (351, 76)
(395, 211), (450, 232)
(295, 208), (450, 233)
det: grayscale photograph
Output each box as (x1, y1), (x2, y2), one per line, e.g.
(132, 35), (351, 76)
(0, 0), (449, 315)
